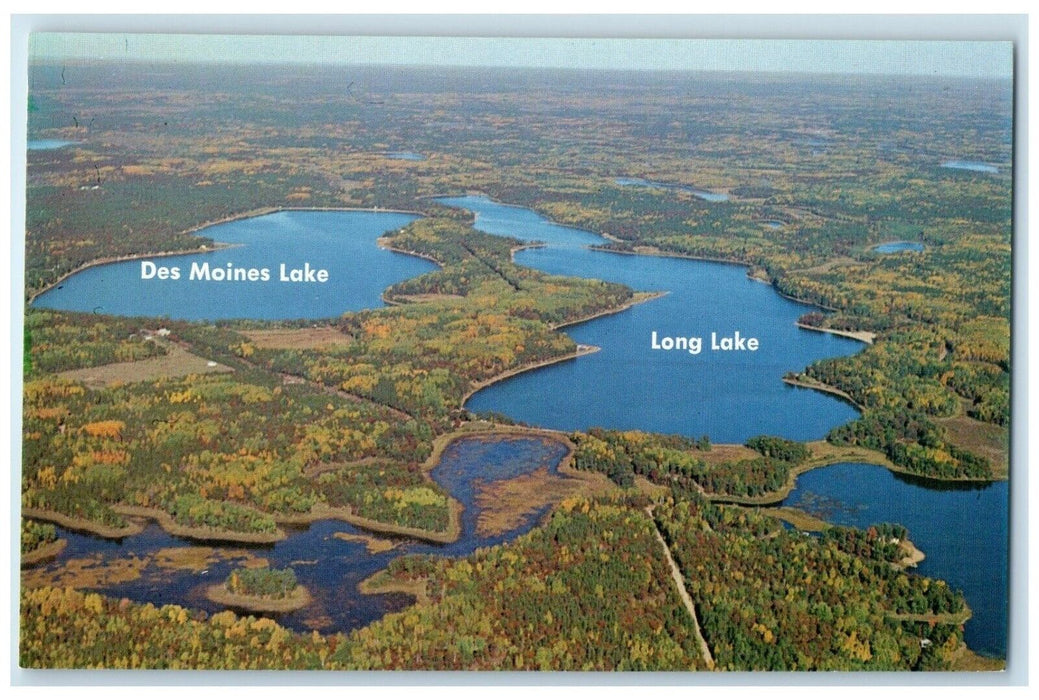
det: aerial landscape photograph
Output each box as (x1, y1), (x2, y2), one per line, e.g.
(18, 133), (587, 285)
(15, 30), (1014, 675)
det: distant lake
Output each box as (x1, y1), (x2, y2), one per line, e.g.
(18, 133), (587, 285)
(32, 210), (435, 320)
(941, 160), (999, 174)
(874, 241), (925, 253)
(782, 462), (1008, 658)
(28, 139), (77, 150)
(384, 151), (425, 161)
(437, 195), (861, 443)
(615, 177), (730, 202)
(762, 220), (785, 229)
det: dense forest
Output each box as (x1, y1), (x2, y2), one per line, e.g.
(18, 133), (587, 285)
(224, 567), (299, 600)
(21, 519), (58, 555)
(249, 218), (634, 421)
(21, 59), (1011, 670)
(25, 63), (1010, 481)
(26, 310), (169, 374)
(20, 496), (973, 671)
(21, 215), (639, 538)
(23, 344), (449, 535)
(654, 497), (969, 670)
(571, 429), (810, 498)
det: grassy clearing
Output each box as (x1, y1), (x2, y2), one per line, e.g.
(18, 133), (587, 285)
(56, 342), (231, 388)
(937, 413), (1009, 479)
(473, 465), (614, 538)
(759, 506), (831, 532)
(241, 326), (353, 350)
(802, 441), (897, 469)
(697, 443), (761, 467)
(358, 570), (430, 605)
(21, 553), (147, 590)
(333, 531), (400, 554)
(389, 293), (466, 304)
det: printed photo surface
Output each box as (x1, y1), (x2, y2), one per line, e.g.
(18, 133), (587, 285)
(18, 31), (1013, 673)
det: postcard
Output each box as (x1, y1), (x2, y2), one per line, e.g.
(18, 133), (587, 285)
(17, 29), (1014, 674)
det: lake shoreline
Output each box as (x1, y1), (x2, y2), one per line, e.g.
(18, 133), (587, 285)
(460, 345), (601, 407)
(23, 496), (462, 548)
(23, 197), (1004, 658)
(552, 290), (667, 331)
(460, 291), (664, 408)
(585, 244), (848, 316)
(795, 322), (876, 345)
(758, 506), (926, 566)
(782, 375), (864, 410)
(24, 428), (573, 550)
(27, 243), (234, 305)
(26, 430), (993, 554)
(702, 439), (1004, 508)
(28, 205), (428, 303)
(22, 507), (146, 539)
(20, 538), (68, 567)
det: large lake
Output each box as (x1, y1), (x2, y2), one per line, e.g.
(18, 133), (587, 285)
(437, 195), (862, 443)
(33, 210), (435, 320)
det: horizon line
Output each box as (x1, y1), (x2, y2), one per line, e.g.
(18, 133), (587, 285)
(27, 56), (1014, 81)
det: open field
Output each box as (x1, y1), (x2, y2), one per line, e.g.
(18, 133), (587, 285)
(242, 326), (353, 350)
(696, 443), (760, 467)
(474, 465), (615, 538)
(937, 413), (1010, 479)
(759, 506), (831, 532)
(57, 342), (231, 388)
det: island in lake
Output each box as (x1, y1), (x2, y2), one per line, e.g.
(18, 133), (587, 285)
(205, 567), (312, 613)
(20, 34), (1012, 672)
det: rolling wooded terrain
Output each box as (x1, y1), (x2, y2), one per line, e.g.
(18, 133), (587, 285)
(21, 60), (1011, 670)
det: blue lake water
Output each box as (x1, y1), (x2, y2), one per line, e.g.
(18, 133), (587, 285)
(941, 160), (999, 174)
(28, 139), (77, 150)
(32, 210), (435, 320)
(874, 241), (925, 254)
(437, 195), (862, 443)
(782, 462), (1008, 658)
(615, 176), (729, 202)
(35, 435), (569, 635)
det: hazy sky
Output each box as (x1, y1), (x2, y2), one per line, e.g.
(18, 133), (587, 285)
(29, 34), (1013, 78)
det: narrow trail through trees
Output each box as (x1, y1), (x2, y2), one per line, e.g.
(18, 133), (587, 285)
(646, 507), (715, 670)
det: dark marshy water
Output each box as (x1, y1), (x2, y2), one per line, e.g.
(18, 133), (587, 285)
(32, 435), (569, 635)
